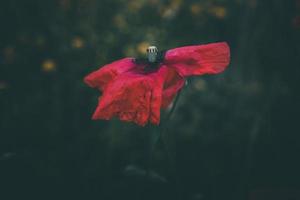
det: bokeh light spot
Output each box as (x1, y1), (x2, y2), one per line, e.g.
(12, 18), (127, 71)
(136, 42), (150, 55)
(190, 3), (203, 15)
(71, 36), (85, 49)
(42, 59), (57, 72)
(193, 79), (207, 91)
(210, 6), (227, 19)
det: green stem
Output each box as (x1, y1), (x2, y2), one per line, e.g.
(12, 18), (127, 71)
(148, 89), (182, 158)
(147, 89), (183, 198)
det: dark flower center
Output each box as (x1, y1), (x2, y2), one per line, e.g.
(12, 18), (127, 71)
(133, 50), (166, 73)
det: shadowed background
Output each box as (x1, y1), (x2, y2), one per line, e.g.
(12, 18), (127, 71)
(0, 0), (300, 200)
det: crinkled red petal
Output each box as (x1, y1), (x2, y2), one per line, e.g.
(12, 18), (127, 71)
(84, 58), (137, 91)
(164, 42), (230, 77)
(91, 66), (168, 126)
(161, 66), (185, 108)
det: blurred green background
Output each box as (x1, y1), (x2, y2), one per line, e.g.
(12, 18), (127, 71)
(0, 0), (300, 199)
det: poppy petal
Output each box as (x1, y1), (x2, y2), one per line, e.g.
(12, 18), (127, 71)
(164, 42), (230, 77)
(161, 66), (185, 108)
(84, 58), (139, 91)
(92, 73), (153, 126)
(148, 66), (168, 124)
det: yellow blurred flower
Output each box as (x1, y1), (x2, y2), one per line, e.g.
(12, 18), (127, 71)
(136, 42), (150, 55)
(42, 59), (57, 72)
(161, 0), (182, 19)
(162, 8), (176, 19)
(210, 6), (227, 19)
(190, 3), (203, 15)
(71, 36), (85, 49)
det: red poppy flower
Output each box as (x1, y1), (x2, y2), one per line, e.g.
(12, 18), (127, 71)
(84, 42), (230, 126)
